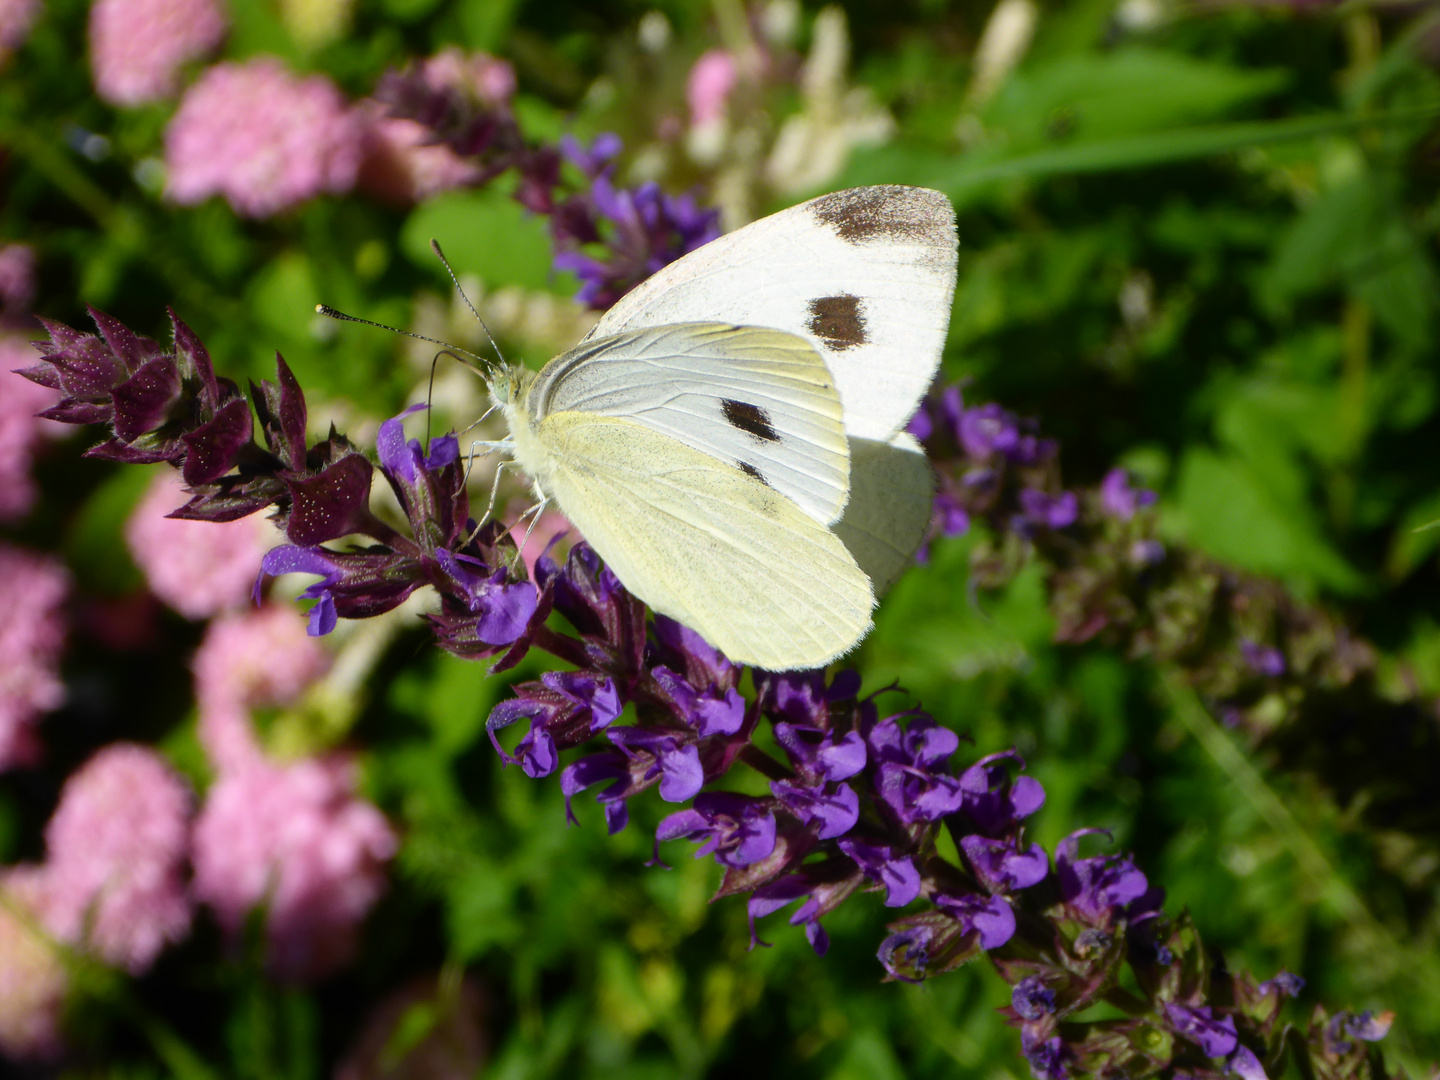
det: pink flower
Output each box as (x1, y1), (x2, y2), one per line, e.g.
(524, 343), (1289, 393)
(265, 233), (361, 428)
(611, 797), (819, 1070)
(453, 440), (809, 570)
(88, 0), (226, 107)
(124, 470), (273, 620)
(0, 243), (35, 316)
(191, 604), (331, 772)
(421, 46), (516, 106)
(356, 106), (483, 204)
(356, 48), (514, 204)
(164, 57), (365, 218)
(192, 755), (396, 982)
(0, 545), (68, 772)
(0, 866), (67, 1061)
(41, 744), (192, 974)
(0, 0), (40, 63)
(687, 48), (738, 127)
(0, 357), (63, 523)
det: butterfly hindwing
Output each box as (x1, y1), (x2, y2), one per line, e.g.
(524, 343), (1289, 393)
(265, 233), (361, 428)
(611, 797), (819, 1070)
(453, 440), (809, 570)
(531, 410), (874, 670)
(586, 185), (958, 442)
(528, 323), (850, 526)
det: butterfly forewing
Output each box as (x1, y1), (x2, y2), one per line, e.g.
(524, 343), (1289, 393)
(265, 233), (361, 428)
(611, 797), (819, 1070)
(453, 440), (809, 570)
(587, 186), (958, 442)
(528, 323), (850, 526)
(530, 411), (874, 670)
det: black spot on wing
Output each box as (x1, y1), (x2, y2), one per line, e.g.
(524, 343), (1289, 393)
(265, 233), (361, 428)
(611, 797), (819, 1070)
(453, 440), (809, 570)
(722, 399), (780, 442)
(738, 461), (769, 487)
(807, 294), (868, 352)
(809, 186), (956, 266)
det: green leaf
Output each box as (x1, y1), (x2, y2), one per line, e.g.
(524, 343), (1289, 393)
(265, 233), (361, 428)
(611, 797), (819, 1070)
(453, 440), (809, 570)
(400, 188), (557, 293)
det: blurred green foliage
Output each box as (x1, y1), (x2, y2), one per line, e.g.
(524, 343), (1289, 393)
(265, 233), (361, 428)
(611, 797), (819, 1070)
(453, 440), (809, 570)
(4, 0), (1440, 1077)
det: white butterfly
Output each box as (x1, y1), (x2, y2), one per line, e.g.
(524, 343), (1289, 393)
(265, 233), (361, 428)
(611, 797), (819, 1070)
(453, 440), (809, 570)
(489, 185), (958, 671)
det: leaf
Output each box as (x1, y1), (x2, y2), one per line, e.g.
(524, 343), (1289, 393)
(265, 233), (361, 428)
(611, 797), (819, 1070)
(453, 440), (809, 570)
(401, 188), (557, 293)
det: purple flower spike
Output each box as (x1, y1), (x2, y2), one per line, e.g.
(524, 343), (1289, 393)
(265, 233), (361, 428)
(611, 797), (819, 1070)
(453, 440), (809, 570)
(607, 725), (703, 802)
(837, 837), (921, 907)
(655, 792), (777, 868)
(771, 779), (860, 840)
(1099, 467), (1157, 520)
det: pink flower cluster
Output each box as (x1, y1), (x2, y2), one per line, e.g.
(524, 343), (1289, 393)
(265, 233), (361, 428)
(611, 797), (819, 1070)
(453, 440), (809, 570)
(193, 755), (396, 981)
(687, 48), (738, 127)
(0, 545), (68, 771)
(189, 604), (396, 981)
(0, 868), (67, 1061)
(191, 603), (331, 770)
(357, 47), (515, 204)
(0, 745), (191, 1057)
(0, 0), (39, 63)
(124, 470), (273, 620)
(89, 0), (226, 107)
(1, 357), (62, 524)
(165, 57), (365, 217)
(41, 744), (194, 973)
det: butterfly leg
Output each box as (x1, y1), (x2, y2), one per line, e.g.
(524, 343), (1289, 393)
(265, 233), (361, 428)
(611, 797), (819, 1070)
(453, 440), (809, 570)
(509, 497), (551, 573)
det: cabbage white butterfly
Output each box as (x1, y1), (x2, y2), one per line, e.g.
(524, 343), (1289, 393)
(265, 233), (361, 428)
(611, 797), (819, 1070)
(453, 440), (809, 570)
(491, 185), (957, 671)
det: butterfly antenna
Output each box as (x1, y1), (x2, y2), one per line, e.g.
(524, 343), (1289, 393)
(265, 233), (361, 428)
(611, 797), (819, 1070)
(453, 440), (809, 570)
(429, 239), (509, 370)
(314, 305), (491, 373)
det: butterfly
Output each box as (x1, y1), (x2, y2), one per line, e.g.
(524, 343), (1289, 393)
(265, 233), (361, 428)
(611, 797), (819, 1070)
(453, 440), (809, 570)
(489, 185), (958, 671)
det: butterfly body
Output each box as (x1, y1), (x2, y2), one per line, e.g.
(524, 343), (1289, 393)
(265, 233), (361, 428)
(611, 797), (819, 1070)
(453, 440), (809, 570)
(487, 185), (958, 671)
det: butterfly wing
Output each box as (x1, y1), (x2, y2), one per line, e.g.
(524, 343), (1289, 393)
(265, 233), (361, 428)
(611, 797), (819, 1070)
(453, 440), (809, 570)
(586, 185), (958, 442)
(529, 323), (850, 526)
(834, 432), (934, 597)
(530, 410), (874, 670)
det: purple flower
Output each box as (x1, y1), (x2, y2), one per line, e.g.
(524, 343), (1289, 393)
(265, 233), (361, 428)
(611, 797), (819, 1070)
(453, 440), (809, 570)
(757, 668), (860, 727)
(866, 712), (966, 827)
(957, 750), (1046, 836)
(1019, 488), (1078, 530)
(936, 493), (971, 537)
(959, 403), (1022, 460)
(1326, 1010), (1394, 1051)
(748, 861), (861, 956)
(259, 545), (419, 636)
(876, 923), (938, 982)
(836, 837), (921, 907)
(1099, 468), (1157, 520)
(1240, 640), (1287, 678)
(1021, 1028), (1070, 1080)
(770, 779), (859, 840)
(559, 752), (632, 833)
(1012, 976), (1057, 1021)
(934, 889), (1016, 948)
(608, 725), (703, 802)
(1259, 971), (1305, 997)
(1165, 1002), (1238, 1057)
(772, 720), (866, 784)
(1056, 829), (1163, 926)
(649, 614), (738, 693)
(655, 792), (776, 868)
(651, 666), (745, 737)
(961, 835), (1049, 892)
